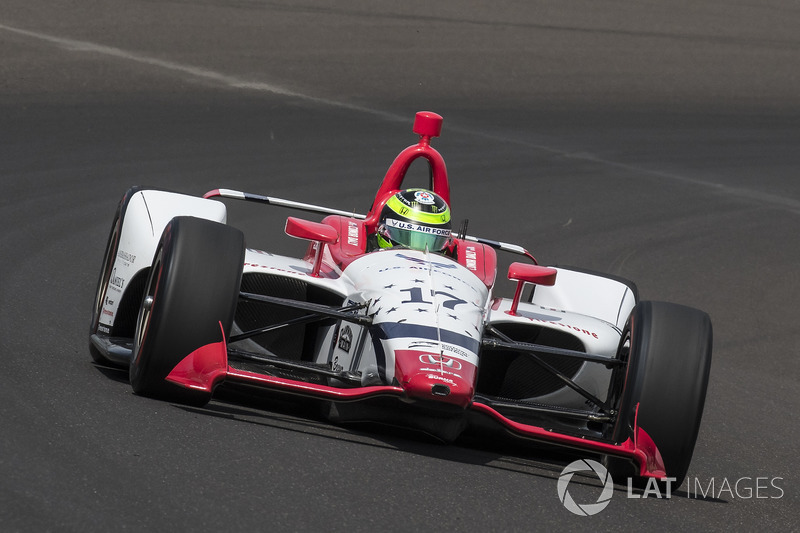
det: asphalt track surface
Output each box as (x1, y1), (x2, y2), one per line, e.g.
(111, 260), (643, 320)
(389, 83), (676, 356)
(1, 2), (798, 531)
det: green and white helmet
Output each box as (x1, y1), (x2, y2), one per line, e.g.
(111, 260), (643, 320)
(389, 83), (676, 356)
(377, 189), (452, 251)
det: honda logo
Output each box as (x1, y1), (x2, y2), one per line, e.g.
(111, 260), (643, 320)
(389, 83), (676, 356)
(418, 354), (462, 370)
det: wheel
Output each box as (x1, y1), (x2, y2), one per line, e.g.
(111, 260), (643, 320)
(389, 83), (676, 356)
(129, 216), (245, 405)
(607, 301), (713, 487)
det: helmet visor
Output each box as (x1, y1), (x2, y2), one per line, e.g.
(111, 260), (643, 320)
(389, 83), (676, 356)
(381, 218), (451, 251)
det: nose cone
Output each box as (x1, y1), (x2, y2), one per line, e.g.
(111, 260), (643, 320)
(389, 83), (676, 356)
(403, 372), (473, 408)
(394, 349), (476, 409)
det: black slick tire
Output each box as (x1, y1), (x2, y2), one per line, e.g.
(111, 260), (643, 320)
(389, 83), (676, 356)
(607, 301), (713, 488)
(129, 216), (245, 405)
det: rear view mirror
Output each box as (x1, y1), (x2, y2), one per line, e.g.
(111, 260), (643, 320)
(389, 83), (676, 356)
(285, 217), (339, 277)
(507, 263), (557, 315)
(285, 217), (339, 244)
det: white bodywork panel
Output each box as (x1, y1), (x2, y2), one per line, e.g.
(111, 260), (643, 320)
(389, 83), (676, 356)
(98, 190), (227, 331)
(488, 299), (622, 356)
(529, 267), (636, 330)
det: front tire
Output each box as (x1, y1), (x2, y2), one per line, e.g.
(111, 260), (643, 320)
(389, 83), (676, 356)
(608, 301), (713, 487)
(129, 216), (245, 405)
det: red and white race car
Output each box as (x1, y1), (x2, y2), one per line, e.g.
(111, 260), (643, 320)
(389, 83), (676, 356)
(90, 111), (712, 487)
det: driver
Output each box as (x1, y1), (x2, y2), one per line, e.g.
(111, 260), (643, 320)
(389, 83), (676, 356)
(371, 188), (452, 252)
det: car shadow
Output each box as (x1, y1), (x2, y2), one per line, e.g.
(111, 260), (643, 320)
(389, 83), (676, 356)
(165, 384), (727, 504)
(91, 361), (129, 384)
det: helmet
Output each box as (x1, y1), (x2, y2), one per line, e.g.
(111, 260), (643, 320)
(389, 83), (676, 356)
(376, 189), (451, 251)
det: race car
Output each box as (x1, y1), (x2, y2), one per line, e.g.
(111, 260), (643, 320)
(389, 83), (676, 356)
(89, 111), (712, 487)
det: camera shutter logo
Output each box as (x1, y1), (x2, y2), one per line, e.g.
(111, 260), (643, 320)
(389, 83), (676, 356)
(557, 459), (614, 516)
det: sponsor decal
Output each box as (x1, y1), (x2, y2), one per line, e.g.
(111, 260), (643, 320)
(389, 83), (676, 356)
(109, 268), (125, 290)
(418, 354), (462, 370)
(338, 325), (353, 352)
(514, 309), (600, 339)
(117, 250), (136, 264)
(414, 190), (436, 205)
(347, 221), (360, 246)
(465, 246), (478, 271)
(441, 343), (470, 359)
(385, 218), (451, 238)
(425, 374), (457, 386)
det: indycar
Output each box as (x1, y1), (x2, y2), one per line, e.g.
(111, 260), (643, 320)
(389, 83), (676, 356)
(89, 111), (712, 487)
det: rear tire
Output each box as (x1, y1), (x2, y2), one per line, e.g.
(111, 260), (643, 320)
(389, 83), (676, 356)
(607, 301), (713, 487)
(129, 216), (245, 405)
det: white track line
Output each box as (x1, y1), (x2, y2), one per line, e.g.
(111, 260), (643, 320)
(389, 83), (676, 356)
(2, 22), (798, 214)
(0, 22), (404, 123)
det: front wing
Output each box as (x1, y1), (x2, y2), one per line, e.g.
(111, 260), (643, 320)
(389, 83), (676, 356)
(166, 328), (667, 481)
